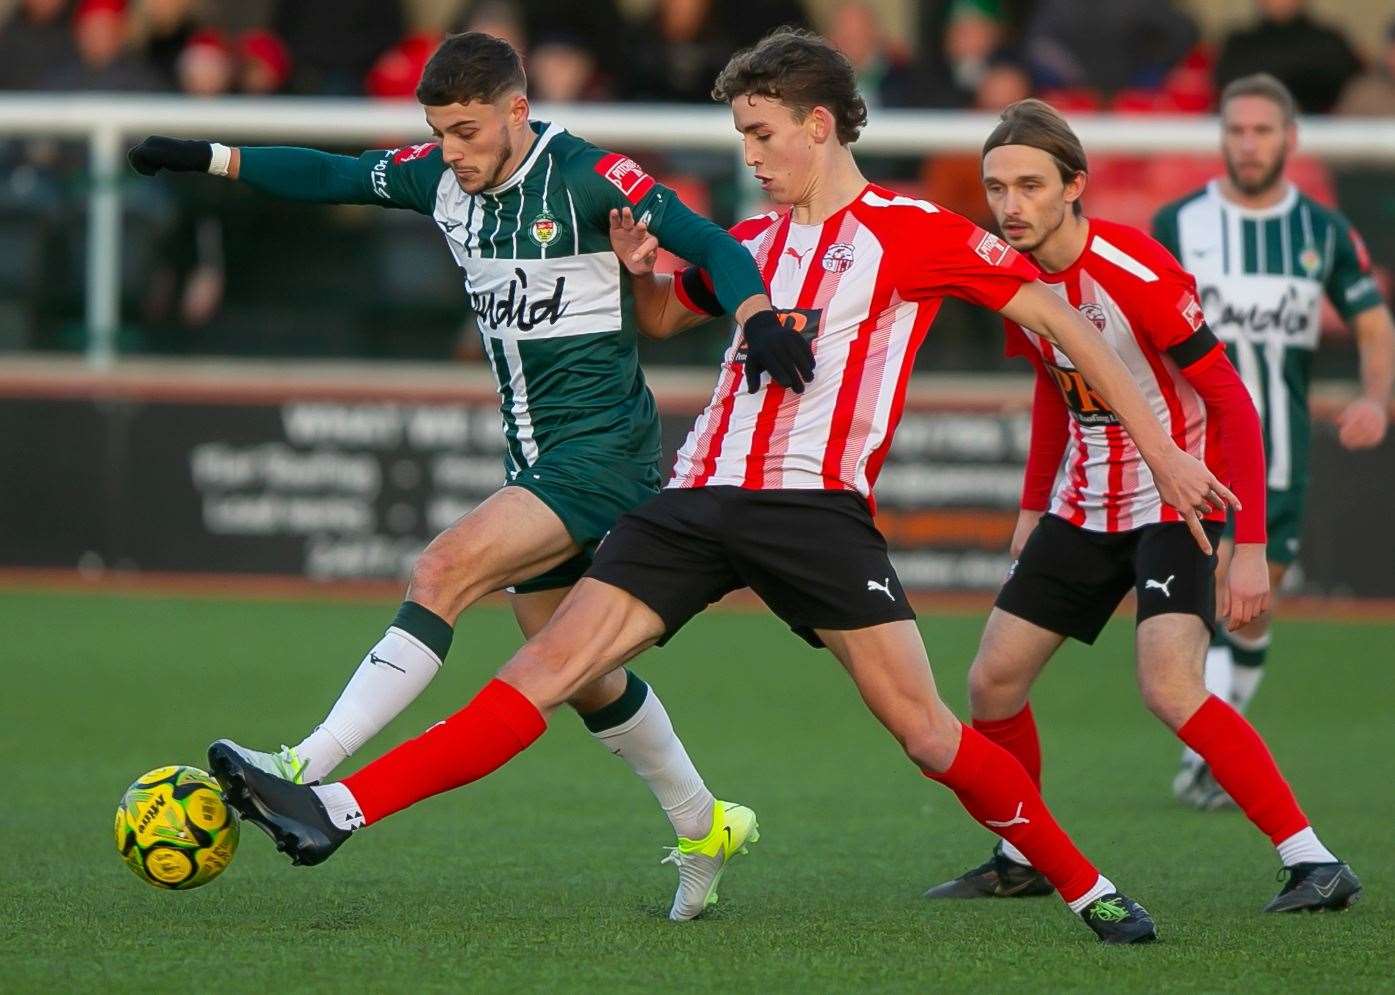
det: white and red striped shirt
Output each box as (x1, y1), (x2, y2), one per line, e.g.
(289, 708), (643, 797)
(1007, 218), (1262, 535)
(670, 184), (1037, 506)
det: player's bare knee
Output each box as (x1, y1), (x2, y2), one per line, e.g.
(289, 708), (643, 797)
(967, 655), (1027, 718)
(409, 544), (488, 620)
(896, 704), (961, 773)
(1137, 671), (1203, 731)
(903, 725), (959, 770)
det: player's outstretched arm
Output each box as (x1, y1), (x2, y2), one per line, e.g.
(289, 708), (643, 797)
(607, 207), (707, 341)
(1000, 281), (1236, 553)
(641, 198), (819, 392)
(642, 193), (772, 327)
(1338, 304), (1395, 449)
(128, 137), (438, 213)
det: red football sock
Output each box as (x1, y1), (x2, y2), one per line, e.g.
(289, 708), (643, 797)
(343, 679), (546, 826)
(926, 725), (1099, 903)
(972, 703), (1042, 787)
(1177, 694), (1309, 844)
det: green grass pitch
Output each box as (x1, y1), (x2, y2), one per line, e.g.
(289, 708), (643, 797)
(3, 589), (1390, 993)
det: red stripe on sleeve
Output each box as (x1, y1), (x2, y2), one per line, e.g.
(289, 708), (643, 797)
(673, 267), (704, 315)
(1181, 352), (1267, 544)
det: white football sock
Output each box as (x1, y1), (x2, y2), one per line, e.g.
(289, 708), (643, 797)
(311, 782), (366, 832)
(1182, 644), (1235, 768)
(1067, 874), (1116, 913)
(1229, 664), (1265, 714)
(591, 687), (715, 840)
(1277, 826), (1338, 867)
(999, 840), (1032, 867)
(1226, 629), (1270, 712)
(1203, 643), (1234, 703)
(295, 627), (443, 783)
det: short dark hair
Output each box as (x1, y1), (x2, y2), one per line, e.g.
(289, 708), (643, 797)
(982, 98), (1088, 215)
(1220, 72), (1297, 124)
(711, 28), (868, 145)
(416, 31), (526, 107)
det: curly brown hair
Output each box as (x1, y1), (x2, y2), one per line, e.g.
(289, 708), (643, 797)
(711, 28), (868, 145)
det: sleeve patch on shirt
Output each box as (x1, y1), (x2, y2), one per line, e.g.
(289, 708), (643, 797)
(1179, 290), (1205, 332)
(392, 142), (438, 164)
(971, 228), (1013, 266)
(595, 152), (656, 204)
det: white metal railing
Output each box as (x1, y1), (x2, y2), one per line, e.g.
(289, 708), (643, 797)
(3, 94), (1395, 366)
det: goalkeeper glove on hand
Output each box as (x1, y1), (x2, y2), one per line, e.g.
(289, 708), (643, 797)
(128, 136), (216, 176)
(742, 309), (815, 394)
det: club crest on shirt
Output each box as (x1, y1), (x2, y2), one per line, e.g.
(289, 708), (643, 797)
(528, 209), (562, 248)
(822, 242), (855, 273)
(1079, 302), (1107, 332)
(1299, 245), (1322, 277)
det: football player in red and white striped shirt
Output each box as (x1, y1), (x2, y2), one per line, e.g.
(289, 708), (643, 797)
(210, 32), (1243, 942)
(924, 100), (1359, 913)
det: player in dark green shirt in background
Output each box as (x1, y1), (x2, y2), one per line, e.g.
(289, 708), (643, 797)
(1153, 74), (1395, 809)
(128, 31), (806, 920)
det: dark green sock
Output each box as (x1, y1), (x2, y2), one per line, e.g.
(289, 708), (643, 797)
(390, 601), (454, 661)
(580, 670), (649, 733)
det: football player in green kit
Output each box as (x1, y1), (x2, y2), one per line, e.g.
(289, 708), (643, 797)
(128, 31), (804, 920)
(1154, 74), (1395, 808)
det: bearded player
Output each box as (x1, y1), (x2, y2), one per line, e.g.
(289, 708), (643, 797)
(1153, 74), (1395, 809)
(208, 29), (1242, 943)
(923, 99), (1360, 913)
(128, 31), (791, 920)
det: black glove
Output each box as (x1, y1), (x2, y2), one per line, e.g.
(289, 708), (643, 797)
(128, 136), (214, 176)
(742, 309), (816, 394)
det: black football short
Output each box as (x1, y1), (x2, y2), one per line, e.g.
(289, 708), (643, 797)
(995, 513), (1222, 644)
(585, 486), (916, 648)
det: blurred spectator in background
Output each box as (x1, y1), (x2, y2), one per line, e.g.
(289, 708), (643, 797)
(1025, 0), (1197, 96)
(236, 28), (291, 95)
(529, 31), (609, 103)
(1216, 0), (1362, 114)
(176, 28), (232, 97)
(823, 0), (919, 108)
(366, 31), (439, 100)
(516, 0), (624, 84)
(0, 0), (76, 91)
(40, 0), (167, 92)
(141, 26), (232, 332)
(722, 0), (811, 46)
(456, 0), (525, 56)
(128, 0), (198, 89)
(200, 0), (274, 35)
(274, 0), (403, 95)
(1337, 19), (1395, 117)
(974, 50), (1032, 110)
(622, 0), (738, 103)
(915, 0), (1011, 109)
(920, 51), (1031, 226)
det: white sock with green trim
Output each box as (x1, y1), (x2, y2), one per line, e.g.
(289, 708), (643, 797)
(588, 679), (714, 840)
